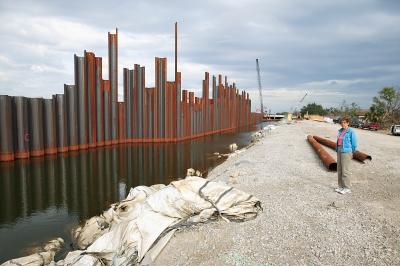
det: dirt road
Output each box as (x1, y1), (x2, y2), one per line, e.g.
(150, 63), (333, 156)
(154, 120), (400, 265)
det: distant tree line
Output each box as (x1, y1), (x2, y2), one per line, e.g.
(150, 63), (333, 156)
(300, 102), (327, 116)
(299, 101), (361, 117)
(298, 87), (400, 127)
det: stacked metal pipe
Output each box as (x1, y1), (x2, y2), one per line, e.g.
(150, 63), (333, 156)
(313, 135), (372, 163)
(307, 135), (372, 172)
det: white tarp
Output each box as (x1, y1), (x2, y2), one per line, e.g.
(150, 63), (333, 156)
(3, 176), (261, 266)
(1, 238), (64, 266)
(323, 117), (334, 123)
(63, 176), (261, 265)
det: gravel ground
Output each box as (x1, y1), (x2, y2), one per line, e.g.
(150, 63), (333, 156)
(153, 120), (400, 266)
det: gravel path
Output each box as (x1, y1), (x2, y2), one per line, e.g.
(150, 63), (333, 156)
(153, 120), (400, 266)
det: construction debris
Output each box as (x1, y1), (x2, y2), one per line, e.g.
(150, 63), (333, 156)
(186, 168), (203, 177)
(251, 125), (278, 143)
(229, 143), (238, 152)
(186, 168), (196, 176)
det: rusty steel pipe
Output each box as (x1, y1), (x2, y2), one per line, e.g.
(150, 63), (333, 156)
(313, 135), (372, 163)
(353, 151), (372, 162)
(307, 135), (337, 171)
(312, 135), (336, 150)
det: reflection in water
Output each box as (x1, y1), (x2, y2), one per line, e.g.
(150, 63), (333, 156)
(0, 124), (264, 262)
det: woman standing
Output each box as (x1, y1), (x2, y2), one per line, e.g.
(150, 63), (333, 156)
(335, 117), (358, 194)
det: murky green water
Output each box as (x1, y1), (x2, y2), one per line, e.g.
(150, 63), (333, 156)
(0, 123), (266, 263)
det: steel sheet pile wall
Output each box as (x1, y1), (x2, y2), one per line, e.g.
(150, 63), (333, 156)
(28, 98), (45, 157)
(95, 57), (104, 146)
(86, 51), (97, 149)
(65, 84), (78, 151)
(55, 94), (68, 152)
(12, 96), (30, 159)
(137, 66), (145, 139)
(0, 28), (262, 161)
(0, 96), (14, 161)
(118, 102), (125, 143)
(43, 99), (57, 155)
(103, 80), (111, 146)
(75, 55), (88, 150)
(108, 30), (118, 145)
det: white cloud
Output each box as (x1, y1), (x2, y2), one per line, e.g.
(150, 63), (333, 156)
(301, 78), (375, 90)
(0, 72), (8, 81)
(0, 15), (105, 50)
(0, 0), (399, 111)
(0, 54), (12, 65)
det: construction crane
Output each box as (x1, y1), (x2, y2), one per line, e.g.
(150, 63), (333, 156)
(255, 59), (264, 115)
(293, 91), (308, 116)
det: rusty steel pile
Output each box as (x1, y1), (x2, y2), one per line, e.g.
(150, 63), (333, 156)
(0, 24), (262, 162)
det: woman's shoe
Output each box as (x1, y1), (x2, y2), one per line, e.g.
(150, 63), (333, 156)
(340, 188), (351, 194)
(335, 187), (343, 193)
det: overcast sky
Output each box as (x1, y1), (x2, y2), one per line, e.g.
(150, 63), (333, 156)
(0, 0), (399, 112)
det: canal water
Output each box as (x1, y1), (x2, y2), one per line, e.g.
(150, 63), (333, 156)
(0, 123), (266, 263)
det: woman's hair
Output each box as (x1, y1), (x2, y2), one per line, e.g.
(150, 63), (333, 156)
(341, 117), (350, 123)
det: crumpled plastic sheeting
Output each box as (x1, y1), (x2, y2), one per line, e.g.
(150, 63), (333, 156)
(71, 185), (164, 250)
(1, 238), (64, 266)
(62, 176), (261, 265)
(6, 176), (262, 266)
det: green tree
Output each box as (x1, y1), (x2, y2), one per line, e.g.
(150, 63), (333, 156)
(338, 100), (360, 117)
(300, 103), (327, 116)
(365, 87), (400, 125)
(365, 104), (384, 122)
(348, 102), (361, 118)
(340, 100), (348, 116)
(325, 107), (341, 116)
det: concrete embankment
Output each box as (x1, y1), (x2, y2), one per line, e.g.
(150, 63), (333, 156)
(154, 120), (400, 265)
